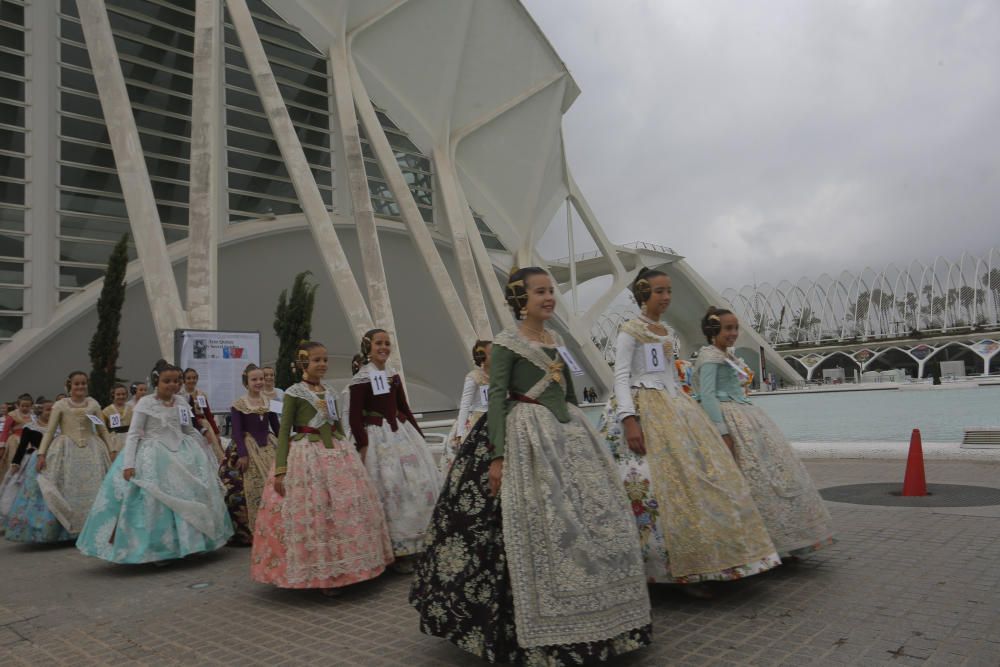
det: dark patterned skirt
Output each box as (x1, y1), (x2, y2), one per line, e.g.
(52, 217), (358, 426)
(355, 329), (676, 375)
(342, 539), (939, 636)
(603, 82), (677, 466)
(410, 417), (651, 665)
(219, 435), (275, 546)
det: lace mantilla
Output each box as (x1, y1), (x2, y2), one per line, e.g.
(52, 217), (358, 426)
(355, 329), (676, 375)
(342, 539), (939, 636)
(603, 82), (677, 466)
(493, 326), (568, 395)
(348, 363), (400, 387)
(621, 318), (675, 357)
(232, 395), (270, 415)
(285, 381), (338, 428)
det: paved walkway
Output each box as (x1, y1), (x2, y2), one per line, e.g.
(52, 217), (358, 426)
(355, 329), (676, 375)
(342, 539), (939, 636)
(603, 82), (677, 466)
(2, 459), (999, 666)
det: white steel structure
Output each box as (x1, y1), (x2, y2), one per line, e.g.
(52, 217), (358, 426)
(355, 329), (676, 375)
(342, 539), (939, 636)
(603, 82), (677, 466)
(0, 0), (799, 406)
(723, 248), (1000, 345)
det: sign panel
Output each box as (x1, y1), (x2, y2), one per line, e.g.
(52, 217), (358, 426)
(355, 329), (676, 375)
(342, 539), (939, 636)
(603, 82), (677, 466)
(175, 330), (261, 413)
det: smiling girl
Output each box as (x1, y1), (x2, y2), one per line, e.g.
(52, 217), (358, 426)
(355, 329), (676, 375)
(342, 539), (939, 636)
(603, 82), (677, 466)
(412, 266), (650, 664)
(220, 363), (279, 544)
(251, 341), (392, 593)
(600, 268), (778, 592)
(181, 369), (225, 463)
(6, 373), (112, 543)
(694, 306), (835, 558)
(102, 384), (132, 462)
(0, 393), (35, 480)
(348, 329), (439, 572)
(77, 359), (232, 563)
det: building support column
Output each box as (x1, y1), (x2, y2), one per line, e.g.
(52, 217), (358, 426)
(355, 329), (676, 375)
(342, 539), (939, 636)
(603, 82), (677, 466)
(347, 57), (479, 350)
(226, 0), (373, 339)
(432, 150), (491, 338)
(186, 0), (223, 329)
(327, 39), (402, 370)
(25, 0), (58, 329)
(455, 189), (514, 330)
(76, 0), (188, 359)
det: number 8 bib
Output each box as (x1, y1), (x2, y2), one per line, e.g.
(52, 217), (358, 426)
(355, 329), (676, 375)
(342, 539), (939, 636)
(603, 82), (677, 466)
(643, 343), (666, 372)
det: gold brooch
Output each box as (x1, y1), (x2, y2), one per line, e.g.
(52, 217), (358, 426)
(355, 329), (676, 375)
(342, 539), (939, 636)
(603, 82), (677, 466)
(548, 359), (565, 384)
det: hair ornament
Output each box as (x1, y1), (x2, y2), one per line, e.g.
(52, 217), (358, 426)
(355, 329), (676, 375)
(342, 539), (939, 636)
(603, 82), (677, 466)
(708, 314), (721, 322)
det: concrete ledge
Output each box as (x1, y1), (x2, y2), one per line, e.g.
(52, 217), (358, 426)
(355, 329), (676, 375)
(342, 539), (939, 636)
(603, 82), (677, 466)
(793, 441), (1000, 461)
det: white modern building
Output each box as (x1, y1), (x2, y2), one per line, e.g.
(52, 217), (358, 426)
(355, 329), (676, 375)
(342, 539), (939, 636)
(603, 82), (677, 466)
(0, 0), (798, 408)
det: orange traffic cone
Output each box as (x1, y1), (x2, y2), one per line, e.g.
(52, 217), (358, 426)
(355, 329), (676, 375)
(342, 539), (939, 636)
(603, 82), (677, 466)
(902, 428), (928, 497)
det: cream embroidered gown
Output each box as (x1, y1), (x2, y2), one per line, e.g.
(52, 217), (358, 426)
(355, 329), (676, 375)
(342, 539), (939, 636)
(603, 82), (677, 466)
(695, 345), (835, 556)
(600, 319), (779, 582)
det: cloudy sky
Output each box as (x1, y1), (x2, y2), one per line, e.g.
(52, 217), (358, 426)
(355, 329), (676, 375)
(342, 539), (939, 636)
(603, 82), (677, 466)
(523, 0), (1000, 291)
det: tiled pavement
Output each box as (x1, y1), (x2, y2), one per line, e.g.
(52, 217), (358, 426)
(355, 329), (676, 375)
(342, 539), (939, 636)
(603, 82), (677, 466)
(2, 459), (999, 666)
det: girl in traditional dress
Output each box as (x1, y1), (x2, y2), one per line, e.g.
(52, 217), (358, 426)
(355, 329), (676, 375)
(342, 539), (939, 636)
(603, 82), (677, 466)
(77, 360), (232, 563)
(261, 365), (284, 403)
(126, 381), (147, 409)
(348, 330), (439, 573)
(220, 364), (279, 545)
(102, 384), (132, 462)
(600, 269), (779, 592)
(694, 307), (835, 557)
(0, 399), (50, 531)
(438, 340), (492, 476)
(251, 341), (392, 593)
(0, 393), (35, 480)
(181, 369), (225, 463)
(6, 373), (112, 543)
(412, 267), (651, 664)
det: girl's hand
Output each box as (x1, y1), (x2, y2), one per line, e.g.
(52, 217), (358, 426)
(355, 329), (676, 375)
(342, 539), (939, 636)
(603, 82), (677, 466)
(123, 468), (135, 481)
(236, 456), (249, 472)
(274, 474), (286, 497)
(722, 434), (736, 458)
(623, 417), (646, 456)
(488, 458), (504, 497)
(36, 455), (45, 472)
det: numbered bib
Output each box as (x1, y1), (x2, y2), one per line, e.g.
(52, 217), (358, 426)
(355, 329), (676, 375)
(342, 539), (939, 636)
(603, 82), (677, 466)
(178, 405), (191, 427)
(644, 343), (666, 373)
(86, 414), (104, 427)
(196, 394), (208, 409)
(556, 346), (585, 376)
(325, 393), (338, 421)
(370, 371), (390, 396)
(269, 399), (283, 414)
(478, 385), (490, 407)
(109, 413), (122, 429)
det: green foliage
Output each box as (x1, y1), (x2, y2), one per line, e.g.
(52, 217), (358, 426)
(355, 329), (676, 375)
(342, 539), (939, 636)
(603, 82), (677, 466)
(273, 271), (317, 389)
(88, 234), (129, 406)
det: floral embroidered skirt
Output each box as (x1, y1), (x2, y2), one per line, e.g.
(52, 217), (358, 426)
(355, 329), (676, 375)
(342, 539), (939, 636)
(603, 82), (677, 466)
(250, 438), (392, 589)
(411, 416), (652, 665)
(76, 437), (233, 563)
(721, 402), (835, 556)
(363, 421), (440, 557)
(600, 390), (780, 582)
(34, 435), (110, 536)
(219, 434), (276, 545)
(4, 452), (72, 543)
(0, 454), (31, 529)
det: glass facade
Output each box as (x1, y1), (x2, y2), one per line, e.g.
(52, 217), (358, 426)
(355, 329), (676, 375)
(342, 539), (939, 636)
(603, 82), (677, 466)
(3, 0), (445, 344)
(359, 109), (434, 223)
(223, 0), (333, 221)
(0, 0), (26, 341)
(57, 0), (190, 300)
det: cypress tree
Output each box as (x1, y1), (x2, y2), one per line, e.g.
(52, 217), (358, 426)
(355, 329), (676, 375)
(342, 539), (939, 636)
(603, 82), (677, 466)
(88, 234), (130, 406)
(273, 270), (318, 389)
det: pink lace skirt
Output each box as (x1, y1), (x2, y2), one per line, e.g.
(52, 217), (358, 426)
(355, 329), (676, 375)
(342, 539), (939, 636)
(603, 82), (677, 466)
(250, 438), (393, 588)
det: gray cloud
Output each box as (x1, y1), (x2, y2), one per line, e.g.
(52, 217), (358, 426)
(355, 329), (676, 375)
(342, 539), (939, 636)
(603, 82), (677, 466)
(523, 0), (1000, 292)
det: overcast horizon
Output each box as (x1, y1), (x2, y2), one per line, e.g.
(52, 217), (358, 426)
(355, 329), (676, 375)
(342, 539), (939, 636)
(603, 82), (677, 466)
(523, 0), (1000, 292)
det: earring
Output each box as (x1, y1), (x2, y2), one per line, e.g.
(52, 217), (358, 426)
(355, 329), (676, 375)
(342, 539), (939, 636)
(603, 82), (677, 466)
(640, 303), (648, 314)
(519, 307), (527, 318)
